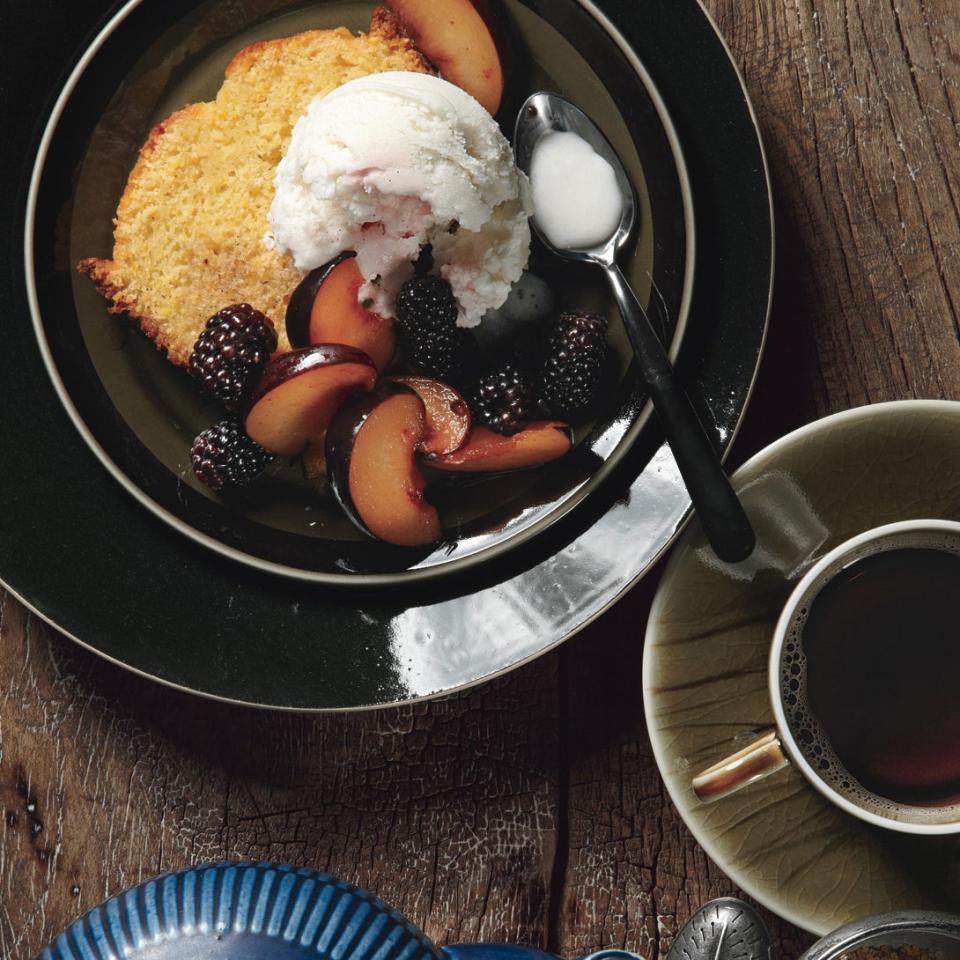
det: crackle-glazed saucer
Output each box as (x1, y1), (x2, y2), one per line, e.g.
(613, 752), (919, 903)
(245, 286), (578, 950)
(644, 400), (960, 936)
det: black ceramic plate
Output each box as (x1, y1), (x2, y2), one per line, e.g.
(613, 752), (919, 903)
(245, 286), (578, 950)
(3, 0), (772, 709)
(28, 0), (693, 585)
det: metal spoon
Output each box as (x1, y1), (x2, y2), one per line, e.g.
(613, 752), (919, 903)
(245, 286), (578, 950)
(514, 92), (755, 563)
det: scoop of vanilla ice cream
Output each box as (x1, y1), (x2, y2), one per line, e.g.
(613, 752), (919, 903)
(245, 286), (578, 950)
(268, 71), (532, 327)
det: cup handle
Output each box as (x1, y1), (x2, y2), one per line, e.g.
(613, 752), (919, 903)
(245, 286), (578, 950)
(692, 729), (789, 802)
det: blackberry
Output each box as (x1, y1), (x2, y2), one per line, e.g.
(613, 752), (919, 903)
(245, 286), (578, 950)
(190, 420), (274, 491)
(395, 276), (460, 378)
(540, 312), (609, 421)
(188, 303), (277, 408)
(472, 362), (539, 435)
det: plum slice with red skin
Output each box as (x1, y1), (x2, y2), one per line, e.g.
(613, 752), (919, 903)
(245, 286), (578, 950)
(327, 383), (442, 547)
(285, 252), (396, 372)
(386, 0), (506, 115)
(388, 376), (471, 456)
(244, 345), (376, 468)
(425, 421), (572, 472)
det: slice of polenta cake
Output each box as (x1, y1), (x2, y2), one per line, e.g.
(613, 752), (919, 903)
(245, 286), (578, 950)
(79, 8), (429, 365)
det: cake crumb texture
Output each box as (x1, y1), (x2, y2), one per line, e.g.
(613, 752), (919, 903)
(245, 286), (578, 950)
(78, 10), (429, 365)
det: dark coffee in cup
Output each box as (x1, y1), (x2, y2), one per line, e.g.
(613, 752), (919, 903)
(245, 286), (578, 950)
(781, 542), (960, 812)
(693, 520), (960, 832)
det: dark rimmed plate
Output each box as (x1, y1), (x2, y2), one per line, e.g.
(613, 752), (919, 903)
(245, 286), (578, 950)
(3, 0), (772, 709)
(29, 0), (693, 584)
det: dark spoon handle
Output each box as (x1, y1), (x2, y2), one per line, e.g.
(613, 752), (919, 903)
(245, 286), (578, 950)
(603, 262), (755, 562)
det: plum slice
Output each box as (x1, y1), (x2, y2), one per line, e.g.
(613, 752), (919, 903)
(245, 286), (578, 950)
(388, 376), (471, 456)
(327, 385), (442, 547)
(426, 421), (573, 472)
(244, 345), (377, 465)
(386, 0), (506, 115)
(285, 252), (396, 372)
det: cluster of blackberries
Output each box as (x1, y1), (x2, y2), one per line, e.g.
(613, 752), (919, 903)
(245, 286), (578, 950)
(185, 276), (610, 493)
(396, 276), (609, 436)
(187, 304), (276, 490)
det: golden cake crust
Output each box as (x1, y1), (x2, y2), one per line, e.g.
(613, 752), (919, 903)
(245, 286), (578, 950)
(78, 10), (430, 365)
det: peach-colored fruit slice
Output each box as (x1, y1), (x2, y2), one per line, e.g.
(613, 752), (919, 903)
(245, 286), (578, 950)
(285, 253), (396, 372)
(387, 0), (505, 115)
(426, 421), (572, 472)
(244, 345), (376, 459)
(388, 376), (471, 456)
(330, 389), (441, 547)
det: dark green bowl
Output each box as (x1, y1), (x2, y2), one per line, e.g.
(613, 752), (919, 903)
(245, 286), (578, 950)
(29, 0), (693, 585)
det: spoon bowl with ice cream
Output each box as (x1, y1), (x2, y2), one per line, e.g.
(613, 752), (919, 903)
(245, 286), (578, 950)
(514, 91), (755, 563)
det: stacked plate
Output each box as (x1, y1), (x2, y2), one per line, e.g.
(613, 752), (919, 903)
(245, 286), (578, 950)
(11, 0), (771, 710)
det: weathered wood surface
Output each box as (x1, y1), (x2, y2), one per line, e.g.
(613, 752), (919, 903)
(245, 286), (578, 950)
(4, 0), (960, 957)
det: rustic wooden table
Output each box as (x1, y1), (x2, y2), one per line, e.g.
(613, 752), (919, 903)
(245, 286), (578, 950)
(6, 1), (960, 957)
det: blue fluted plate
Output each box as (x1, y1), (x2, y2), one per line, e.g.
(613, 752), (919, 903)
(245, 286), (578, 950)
(40, 862), (443, 960)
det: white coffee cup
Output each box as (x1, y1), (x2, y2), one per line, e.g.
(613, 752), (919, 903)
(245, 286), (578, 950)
(692, 518), (960, 835)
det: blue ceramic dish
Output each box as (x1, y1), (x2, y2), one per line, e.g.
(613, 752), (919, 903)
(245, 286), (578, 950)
(39, 862), (643, 960)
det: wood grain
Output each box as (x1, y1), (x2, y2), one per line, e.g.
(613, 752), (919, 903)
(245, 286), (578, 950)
(711, 0), (960, 413)
(5, 0), (960, 957)
(0, 598), (561, 958)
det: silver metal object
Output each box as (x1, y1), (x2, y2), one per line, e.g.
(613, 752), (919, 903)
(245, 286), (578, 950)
(799, 910), (960, 960)
(513, 93), (755, 563)
(666, 898), (774, 960)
